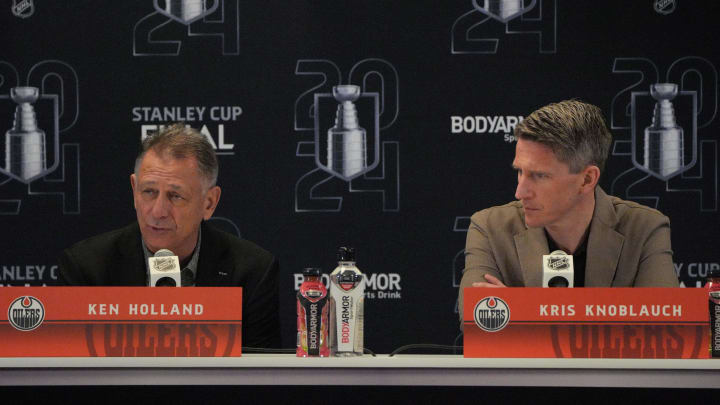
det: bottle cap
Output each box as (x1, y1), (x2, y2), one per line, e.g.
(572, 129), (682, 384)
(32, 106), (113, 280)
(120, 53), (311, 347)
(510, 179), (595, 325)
(337, 247), (356, 262)
(302, 267), (322, 277)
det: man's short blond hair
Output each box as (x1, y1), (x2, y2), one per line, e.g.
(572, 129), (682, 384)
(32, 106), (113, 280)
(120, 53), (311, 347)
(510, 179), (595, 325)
(513, 100), (612, 173)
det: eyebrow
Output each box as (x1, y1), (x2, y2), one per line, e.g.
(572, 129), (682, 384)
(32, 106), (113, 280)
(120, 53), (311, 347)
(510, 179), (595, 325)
(512, 165), (550, 176)
(138, 180), (185, 191)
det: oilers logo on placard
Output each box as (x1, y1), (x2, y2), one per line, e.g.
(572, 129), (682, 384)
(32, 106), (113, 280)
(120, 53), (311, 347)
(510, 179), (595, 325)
(7, 296), (45, 331)
(473, 296), (510, 332)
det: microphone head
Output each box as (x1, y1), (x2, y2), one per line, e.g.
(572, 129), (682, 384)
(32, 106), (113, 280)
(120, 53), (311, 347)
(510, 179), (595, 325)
(148, 249), (181, 287)
(542, 251), (574, 288)
(154, 249), (175, 257)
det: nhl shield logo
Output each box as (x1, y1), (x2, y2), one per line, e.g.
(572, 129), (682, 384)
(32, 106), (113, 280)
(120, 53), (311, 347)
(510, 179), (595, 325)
(11, 0), (34, 18)
(473, 296), (510, 332)
(313, 85), (381, 182)
(8, 296), (45, 331)
(472, 0), (537, 23)
(630, 83), (697, 181)
(154, 0), (220, 25)
(654, 0), (676, 15)
(546, 256), (570, 270)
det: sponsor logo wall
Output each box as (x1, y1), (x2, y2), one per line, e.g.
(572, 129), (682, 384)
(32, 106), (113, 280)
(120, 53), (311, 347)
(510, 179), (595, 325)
(1, 1), (718, 353)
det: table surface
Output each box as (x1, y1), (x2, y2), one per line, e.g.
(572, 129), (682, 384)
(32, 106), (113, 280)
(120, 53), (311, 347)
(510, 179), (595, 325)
(2, 355), (719, 388)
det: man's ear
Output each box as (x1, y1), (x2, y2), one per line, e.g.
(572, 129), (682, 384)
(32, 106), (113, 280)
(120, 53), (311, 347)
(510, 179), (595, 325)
(202, 186), (221, 220)
(581, 165), (601, 193)
(130, 174), (137, 209)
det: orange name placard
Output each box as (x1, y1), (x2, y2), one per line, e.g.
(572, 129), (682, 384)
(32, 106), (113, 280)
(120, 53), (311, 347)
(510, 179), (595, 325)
(463, 288), (709, 359)
(0, 287), (242, 357)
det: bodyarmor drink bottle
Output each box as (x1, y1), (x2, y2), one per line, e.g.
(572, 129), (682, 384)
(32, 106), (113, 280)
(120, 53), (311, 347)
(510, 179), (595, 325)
(707, 268), (720, 357)
(329, 247), (364, 356)
(297, 268), (329, 357)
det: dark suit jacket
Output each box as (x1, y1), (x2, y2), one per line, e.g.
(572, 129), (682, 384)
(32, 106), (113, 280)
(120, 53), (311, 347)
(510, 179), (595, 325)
(458, 187), (679, 321)
(59, 221), (281, 349)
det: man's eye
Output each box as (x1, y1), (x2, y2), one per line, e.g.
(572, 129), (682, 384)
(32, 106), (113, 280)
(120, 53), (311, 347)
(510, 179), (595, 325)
(142, 189), (157, 196)
(170, 193), (184, 201)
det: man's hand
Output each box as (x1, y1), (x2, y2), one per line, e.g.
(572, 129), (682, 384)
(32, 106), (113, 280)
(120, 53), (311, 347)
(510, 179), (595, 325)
(471, 274), (507, 288)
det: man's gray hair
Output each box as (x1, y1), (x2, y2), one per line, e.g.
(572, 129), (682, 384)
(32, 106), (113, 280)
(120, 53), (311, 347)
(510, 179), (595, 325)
(513, 100), (612, 174)
(134, 123), (218, 187)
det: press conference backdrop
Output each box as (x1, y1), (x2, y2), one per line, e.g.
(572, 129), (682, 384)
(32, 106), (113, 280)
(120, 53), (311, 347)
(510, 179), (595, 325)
(1, 1), (718, 353)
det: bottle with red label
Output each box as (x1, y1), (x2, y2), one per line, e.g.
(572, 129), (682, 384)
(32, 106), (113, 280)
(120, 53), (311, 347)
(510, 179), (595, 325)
(707, 268), (720, 357)
(297, 267), (330, 357)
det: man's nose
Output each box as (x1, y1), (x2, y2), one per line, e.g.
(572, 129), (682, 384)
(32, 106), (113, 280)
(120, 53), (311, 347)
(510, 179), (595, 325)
(150, 196), (170, 218)
(515, 175), (532, 201)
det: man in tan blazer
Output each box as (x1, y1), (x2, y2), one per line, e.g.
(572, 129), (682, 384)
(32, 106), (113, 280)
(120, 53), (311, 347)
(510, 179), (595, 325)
(458, 100), (679, 321)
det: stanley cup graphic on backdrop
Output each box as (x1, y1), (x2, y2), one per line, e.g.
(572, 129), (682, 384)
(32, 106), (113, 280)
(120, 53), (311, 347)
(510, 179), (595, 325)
(156, 0), (218, 24)
(165, 0), (206, 21)
(472, 0), (535, 22)
(327, 85), (368, 179)
(643, 83), (684, 179)
(485, 0), (523, 20)
(5, 87), (46, 182)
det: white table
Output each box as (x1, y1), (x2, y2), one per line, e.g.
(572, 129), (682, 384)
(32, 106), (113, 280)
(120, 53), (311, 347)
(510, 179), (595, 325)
(2, 355), (719, 388)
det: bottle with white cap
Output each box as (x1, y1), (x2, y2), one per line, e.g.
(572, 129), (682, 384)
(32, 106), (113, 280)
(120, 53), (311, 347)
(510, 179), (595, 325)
(328, 247), (365, 356)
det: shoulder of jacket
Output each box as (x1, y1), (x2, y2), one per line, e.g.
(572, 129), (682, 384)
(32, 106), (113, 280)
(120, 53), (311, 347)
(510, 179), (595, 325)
(608, 195), (668, 222)
(66, 223), (137, 252)
(471, 200), (523, 222)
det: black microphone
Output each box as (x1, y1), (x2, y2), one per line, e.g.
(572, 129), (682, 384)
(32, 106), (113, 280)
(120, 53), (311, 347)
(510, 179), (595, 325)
(542, 250), (574, 288)
(148, 249), (181, 287)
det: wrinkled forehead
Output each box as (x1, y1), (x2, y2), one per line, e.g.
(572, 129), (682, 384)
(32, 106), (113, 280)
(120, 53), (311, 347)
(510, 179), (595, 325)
(138, 148), (195, 172)
(136, 148), (214, 190)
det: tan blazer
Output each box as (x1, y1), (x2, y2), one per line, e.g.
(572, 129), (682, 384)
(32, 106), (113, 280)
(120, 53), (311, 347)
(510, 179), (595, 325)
(458, 187), (678, 321)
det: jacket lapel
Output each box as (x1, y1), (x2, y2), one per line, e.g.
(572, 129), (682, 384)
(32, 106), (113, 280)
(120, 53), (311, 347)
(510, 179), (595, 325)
(585, 187), (624, 286)
(514, 226), (548, 287)
(115, 223), (148, 286)
(195, 221), (230, 286)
